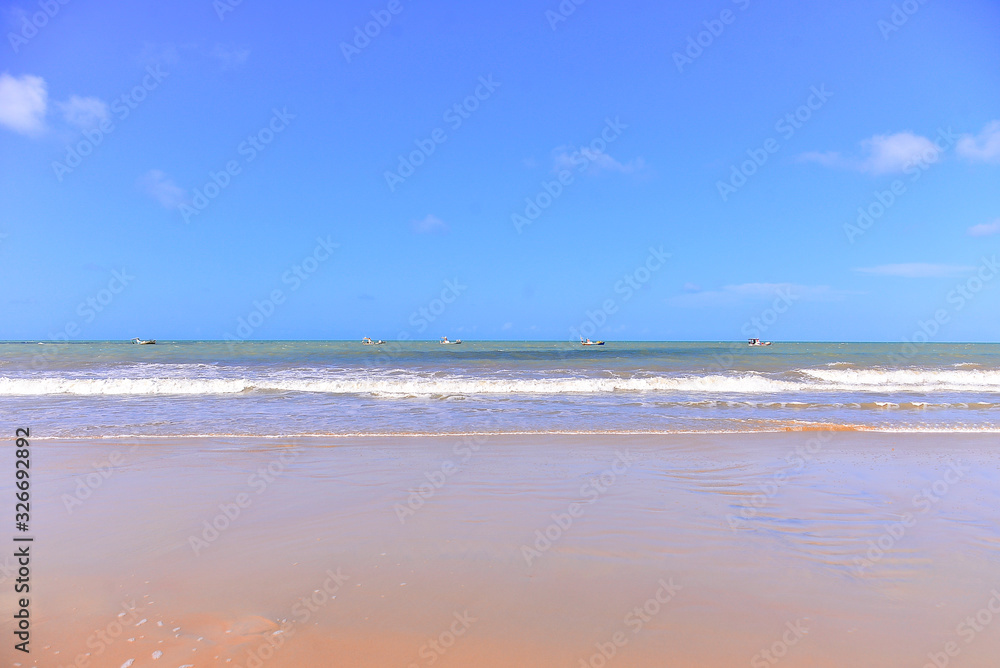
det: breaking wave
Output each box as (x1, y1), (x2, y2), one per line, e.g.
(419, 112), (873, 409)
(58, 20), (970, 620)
(3, 367), (1000, 396)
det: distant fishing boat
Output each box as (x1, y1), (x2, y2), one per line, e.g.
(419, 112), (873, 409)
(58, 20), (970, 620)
(440, 337), (462, 345)
(747, 338), (772, 346)
(581, 338), (605, 346)
(361, 337), (385, 345)
(131, 338), (156, 345)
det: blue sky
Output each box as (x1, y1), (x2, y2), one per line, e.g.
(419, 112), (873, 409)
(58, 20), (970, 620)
(1, 0), (998, 341)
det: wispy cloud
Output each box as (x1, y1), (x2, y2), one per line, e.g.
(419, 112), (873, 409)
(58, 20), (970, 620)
(854, 263), (973, 278)
(138, 42), (181, 67)
(859, 133), (940, 173)
(211, 44), (250, 70)
(411, 214), (449, 234)
(551, 146), (644, 175)
(669, 282), (849, 307)
(57, 95), (109, 129)
(0, 72), (47, 135)
(957, 120), (1000, 163)
(138, 170), (187, 209)
(799, 131), (940, 174)
(968, 218), (1000, 237)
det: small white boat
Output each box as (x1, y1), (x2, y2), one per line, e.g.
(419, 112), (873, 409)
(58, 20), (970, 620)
(361, 337), (385, 345)
(747, 338), (772, 347)
(581, 338), (605, 346)
(440, 337), (462, 345)
(131, 338), (156, 345)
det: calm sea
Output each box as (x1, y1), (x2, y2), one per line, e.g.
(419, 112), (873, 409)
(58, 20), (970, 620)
(1, 341), (997, 438)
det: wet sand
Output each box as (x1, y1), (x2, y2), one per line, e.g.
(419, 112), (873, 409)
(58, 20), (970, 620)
(4, 432), (1000, 667)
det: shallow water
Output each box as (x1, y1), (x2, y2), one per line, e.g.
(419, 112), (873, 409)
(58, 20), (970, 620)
(2, 341), (998, 437)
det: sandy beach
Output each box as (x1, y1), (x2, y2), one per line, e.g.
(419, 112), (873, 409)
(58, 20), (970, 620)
(5, 0), (998, 663)
(4, 431), (999, 667)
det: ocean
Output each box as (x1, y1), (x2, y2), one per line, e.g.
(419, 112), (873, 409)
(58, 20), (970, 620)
(1, 340), (998, 438)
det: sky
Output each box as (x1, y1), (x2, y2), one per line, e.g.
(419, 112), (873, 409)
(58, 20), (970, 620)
(0, 0), (998, 342)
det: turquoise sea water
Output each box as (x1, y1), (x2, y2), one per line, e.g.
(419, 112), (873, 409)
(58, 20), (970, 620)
(1, 341), (998, 437)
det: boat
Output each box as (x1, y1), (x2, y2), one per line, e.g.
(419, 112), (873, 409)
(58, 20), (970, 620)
(131, 338), (156, 345)
(440, 337), (462, 345)
(361, 337), (385, 345)
(747, 338), (772, 346)
(581, 338), (605, 346)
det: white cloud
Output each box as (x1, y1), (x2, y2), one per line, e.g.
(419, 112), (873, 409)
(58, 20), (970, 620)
(957, 120), (1000, 163)
(669, 283), (847, 307)
(552, 146), (644, 175)
(139, 170), (187, 209)
(211, 44), (250, 70)
(968, 219), (1000, 237)
(860, 132), (940, 173)
(0, 72), (47, 135)
(799, 131), (941, 174)
(57, 95), (109, 129)
(854, 263), (973, 278)
(411, 214), (449, 234)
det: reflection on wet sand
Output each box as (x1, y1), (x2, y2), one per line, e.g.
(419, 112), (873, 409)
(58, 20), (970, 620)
(13, 432), (1000, 667)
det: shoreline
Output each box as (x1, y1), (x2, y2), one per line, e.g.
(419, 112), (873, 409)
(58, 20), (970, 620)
(25, 424), (1000, 441)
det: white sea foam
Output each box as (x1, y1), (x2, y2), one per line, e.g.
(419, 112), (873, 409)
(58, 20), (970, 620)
(0, 374), (798, 396)
(799, 367), (1000, 391)
(2, 367), (1000, 396)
